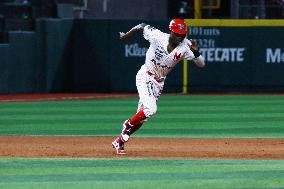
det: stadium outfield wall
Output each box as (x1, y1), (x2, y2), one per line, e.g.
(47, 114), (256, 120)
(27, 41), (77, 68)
(185, 19), (284, 92)
(0, 19), (283, 93)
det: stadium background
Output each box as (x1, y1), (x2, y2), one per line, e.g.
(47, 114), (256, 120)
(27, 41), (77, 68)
(0, 0), (284, 93)
(0, 1), (284, 189)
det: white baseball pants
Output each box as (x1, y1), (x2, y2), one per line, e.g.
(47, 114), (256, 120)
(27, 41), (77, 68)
(136, 65), (164, 119)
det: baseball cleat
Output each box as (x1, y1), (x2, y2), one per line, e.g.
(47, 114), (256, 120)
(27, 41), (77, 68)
(112, 138), (127, 155)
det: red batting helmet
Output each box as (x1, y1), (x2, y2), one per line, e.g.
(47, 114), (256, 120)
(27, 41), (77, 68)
(169, 19), (187, 35)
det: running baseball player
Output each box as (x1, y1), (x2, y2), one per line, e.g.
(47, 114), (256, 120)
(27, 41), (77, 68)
(112, 19), (205, 155)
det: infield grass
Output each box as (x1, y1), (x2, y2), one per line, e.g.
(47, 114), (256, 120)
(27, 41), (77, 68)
(0, 95), (284, 138)
(0, 158), (284, 189)
(1, 95), (284, 189)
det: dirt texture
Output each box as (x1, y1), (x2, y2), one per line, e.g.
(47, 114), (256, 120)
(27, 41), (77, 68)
(0, 136), (283, 159)
(0, 93), (137, 102)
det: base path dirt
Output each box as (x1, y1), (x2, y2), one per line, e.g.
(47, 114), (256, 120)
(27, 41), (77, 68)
(0, 93), (137, 102)
(0, 136), (283, 159)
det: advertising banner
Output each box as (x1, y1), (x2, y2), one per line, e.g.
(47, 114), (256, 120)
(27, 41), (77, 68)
(108, 20), (284, 92)
(186, 20), (284, 92)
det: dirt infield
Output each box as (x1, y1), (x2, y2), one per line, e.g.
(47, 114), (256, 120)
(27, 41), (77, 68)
(1, 93), (283, 160)
(0, 93), (137, 102)
(1, 93), (284, 102)
(0, 136), (283, 159)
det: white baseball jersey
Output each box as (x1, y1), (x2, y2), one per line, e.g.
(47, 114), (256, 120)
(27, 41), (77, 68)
(134, 25), (197, 118)
(143, 25), (196, 81)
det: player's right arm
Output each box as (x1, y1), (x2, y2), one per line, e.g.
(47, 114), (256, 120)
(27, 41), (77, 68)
(119, 23), (146, 41)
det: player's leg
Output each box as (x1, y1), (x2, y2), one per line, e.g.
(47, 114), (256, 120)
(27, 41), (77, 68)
(120, 74), (163, 142)
(112, 67), (147, 154)
(127, 100), (146, 135)
(112, 66), (162, 154)
(120, 100), (156, 143)
(119, 100), (147, 142)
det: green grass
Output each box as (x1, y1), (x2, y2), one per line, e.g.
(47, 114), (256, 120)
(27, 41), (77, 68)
(0, 96), (284, 138)
(0, 95), (284, 137)
(0, 158), (284, 189)
(1, 95), (284, 189)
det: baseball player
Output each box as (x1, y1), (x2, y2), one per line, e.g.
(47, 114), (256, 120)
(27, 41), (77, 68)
(112, 19), (205, 155)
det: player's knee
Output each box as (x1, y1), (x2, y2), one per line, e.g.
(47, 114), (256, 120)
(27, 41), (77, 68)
(144, 106), (157, 117)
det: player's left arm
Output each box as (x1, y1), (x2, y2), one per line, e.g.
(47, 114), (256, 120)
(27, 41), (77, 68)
(119, 23), (147, 41)
(189, 39), (205, 68)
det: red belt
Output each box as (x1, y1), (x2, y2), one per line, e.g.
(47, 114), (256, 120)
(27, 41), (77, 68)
(147, 71), (165, 82)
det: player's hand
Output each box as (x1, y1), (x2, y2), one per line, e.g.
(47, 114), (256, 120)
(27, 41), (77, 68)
(189, 39), (201, 58)
(190, 39), (199, 51)
(119, 32), (126, 40)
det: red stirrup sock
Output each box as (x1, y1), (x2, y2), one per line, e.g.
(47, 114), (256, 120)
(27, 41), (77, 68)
(129, 122), (143, 135)
(129, 110), (147, 126)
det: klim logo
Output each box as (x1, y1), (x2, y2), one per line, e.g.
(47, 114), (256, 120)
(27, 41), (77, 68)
(266, 48), (284, 63)
(125, 43), (147, 57)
